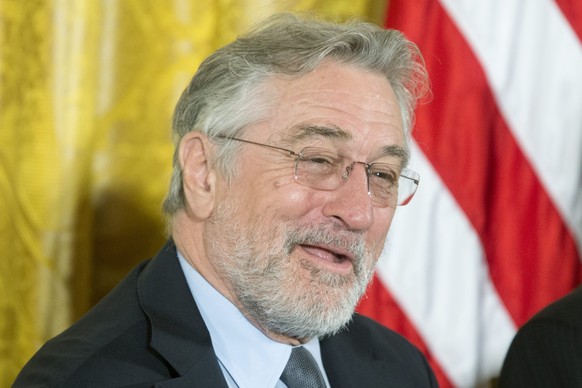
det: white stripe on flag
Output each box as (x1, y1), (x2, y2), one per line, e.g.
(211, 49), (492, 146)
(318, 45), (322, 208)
(440, 0), (582, 252)
(376, 142), (517, 387)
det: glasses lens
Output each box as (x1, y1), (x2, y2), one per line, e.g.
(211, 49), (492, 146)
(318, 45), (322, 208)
(295, 148), (343, 190)
(367, 164), (399, 207)
(295, 147), (420, 207)
(367, 165), (419, 207)
(396, 169), (420, 206)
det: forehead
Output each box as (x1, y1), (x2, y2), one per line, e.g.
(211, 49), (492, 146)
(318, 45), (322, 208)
(253, 61), (406, 161)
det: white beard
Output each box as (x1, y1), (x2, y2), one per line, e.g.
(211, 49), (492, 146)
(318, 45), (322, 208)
(206, 199), (378, 340)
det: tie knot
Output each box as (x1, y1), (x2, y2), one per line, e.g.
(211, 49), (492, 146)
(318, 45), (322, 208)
(280, 346), (326, 388)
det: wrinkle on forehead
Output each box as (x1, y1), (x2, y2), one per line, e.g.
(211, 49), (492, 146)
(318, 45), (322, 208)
(279, 123), (352, 144)
(255, 62), (408, 165)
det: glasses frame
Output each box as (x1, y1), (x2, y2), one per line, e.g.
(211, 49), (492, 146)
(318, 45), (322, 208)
(214, 135), (419, 207)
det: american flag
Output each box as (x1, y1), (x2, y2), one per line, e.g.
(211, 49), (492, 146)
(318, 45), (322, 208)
(357, 1), (582, 386)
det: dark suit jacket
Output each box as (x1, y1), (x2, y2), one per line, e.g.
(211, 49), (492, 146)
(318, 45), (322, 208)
(14, 240), (437, 388)
(499, 286), (582, 387)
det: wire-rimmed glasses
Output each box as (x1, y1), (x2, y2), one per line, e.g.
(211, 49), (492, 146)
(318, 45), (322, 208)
(215, 135), (420, 207)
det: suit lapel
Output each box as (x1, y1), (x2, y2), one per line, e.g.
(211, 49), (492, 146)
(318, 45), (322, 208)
(137, 240), (228, 387)
(321, 318), (421, 388)
(321, 325), (385, 388)
(152, 350), (229, 388)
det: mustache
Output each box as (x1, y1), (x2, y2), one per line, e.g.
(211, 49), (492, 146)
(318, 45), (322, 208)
(282, 224), (368, 269)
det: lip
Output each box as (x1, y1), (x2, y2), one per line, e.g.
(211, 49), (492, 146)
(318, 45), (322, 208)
(297, 243), (355, 275)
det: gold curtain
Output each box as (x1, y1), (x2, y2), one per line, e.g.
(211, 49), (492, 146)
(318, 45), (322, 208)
(0, 0), (387, 385)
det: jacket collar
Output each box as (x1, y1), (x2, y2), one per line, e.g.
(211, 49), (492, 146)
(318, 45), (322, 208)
(136, 241), (391, 387)
(320, 321), (383, 387)
(137, 240), (228, 387)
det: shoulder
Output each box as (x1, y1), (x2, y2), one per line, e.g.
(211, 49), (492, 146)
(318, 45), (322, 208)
(499, 287), (582, 387)
(13, 259), (159, 387)
(532, 286), (582, 327)
(320, 313), (437, 388)
(345, 313), (427, 360)
(511, 286), (582, 345)
(14, 240), (206, 387)
(509, 286), (582, 348)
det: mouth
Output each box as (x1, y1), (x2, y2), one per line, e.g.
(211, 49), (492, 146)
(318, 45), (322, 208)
(297, 243), (355, 275)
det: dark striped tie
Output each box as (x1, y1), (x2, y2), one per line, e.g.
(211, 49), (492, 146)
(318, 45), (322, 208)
(280, 346), (327, 388)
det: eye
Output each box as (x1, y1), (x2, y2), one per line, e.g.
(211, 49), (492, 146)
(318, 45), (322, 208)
(303, 154), (335, 165)
(301, 155), (337, 175)
(297, 150), (341, 176)
(369, 165), (398, 186)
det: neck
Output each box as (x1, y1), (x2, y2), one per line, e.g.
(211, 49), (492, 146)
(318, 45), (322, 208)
(172, 213), (309, 347)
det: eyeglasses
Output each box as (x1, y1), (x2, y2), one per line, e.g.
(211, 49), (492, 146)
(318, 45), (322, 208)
(215, 135), (420, 208)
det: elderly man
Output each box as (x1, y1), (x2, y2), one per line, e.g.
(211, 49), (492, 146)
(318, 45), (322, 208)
(15, 13), (435, 387)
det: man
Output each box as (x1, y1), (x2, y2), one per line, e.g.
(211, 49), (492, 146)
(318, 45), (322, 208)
(15, 13), (435, 387)
(498, 285), (582, 387)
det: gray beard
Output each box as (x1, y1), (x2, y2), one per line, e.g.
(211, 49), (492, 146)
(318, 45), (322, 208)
(207, 201), (378, 341)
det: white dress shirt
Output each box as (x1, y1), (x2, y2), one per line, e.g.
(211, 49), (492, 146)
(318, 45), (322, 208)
(177, 252), (331, 388)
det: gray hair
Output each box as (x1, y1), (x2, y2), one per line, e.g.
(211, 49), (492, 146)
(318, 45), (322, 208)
(163, 13), (429, 216)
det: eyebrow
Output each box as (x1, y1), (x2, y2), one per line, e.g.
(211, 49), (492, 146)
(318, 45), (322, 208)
(282, 123), (410, 166)
(381, 144), (410, 167)
(283, 124), (352, 142)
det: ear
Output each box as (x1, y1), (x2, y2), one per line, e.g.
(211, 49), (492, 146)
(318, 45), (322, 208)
(179, 132), (216, 220)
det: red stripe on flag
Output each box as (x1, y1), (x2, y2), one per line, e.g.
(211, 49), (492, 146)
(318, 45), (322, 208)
(555, 0), (582, 43)
(385, 0), (582, 327)
(357, 275), (454, 388)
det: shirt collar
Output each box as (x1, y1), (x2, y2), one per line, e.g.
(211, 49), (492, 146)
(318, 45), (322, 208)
(177, 251), (328, 388)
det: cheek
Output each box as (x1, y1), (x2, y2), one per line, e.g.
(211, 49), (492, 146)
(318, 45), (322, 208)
(236, 174), (320, 224)
(367, 209), (396, 254)
(268, 185), (321, 220)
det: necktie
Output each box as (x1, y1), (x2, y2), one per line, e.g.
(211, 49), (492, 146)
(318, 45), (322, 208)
(280, 346), (327, 388)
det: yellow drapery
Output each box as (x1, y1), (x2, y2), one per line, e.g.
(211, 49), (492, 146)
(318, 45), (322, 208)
(0, 0), (387, 385)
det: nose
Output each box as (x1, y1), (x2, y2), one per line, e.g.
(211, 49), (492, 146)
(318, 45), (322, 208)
(321, 162), (375, 231)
